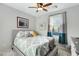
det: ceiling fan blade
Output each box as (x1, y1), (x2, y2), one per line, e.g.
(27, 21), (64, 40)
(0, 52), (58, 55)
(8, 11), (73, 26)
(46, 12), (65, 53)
(43, 3), (52, 7)
(28, 7), (37, 8)
(43, 8), (48, 11)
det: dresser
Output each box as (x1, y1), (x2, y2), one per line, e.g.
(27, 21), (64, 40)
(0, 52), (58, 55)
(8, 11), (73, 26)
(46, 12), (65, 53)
(71, 37), (79, 56)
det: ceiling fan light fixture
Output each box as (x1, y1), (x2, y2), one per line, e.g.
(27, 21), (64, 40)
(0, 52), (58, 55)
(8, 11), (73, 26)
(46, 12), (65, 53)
(28, 3), (52, 12)
(43, 7), (47, 9)
(38, 8), (42, 11)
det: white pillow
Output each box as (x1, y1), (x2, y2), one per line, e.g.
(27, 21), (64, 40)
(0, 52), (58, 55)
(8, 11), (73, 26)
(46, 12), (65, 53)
(16, 31), (32, 38)
(25, 31), (32, 37)
(16, 31), (25, 38)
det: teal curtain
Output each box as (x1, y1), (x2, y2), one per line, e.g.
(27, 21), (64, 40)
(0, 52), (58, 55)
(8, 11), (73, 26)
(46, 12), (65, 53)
(47, 32), (67, 44)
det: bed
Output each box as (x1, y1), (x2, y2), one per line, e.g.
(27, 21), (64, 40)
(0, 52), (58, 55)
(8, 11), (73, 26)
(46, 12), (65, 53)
(11, 30), (57, 56)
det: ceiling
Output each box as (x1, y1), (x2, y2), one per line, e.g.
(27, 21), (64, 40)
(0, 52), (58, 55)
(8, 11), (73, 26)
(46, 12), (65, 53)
(3, 3), (79, 17)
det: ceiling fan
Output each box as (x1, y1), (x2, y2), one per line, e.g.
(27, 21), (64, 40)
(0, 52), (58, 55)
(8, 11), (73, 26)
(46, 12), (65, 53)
(28, 3), (57, 12)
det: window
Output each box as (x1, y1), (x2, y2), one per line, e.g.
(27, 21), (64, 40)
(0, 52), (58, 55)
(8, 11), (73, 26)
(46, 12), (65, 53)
(48, 12), (67, 44)
(49, 13), (64, 33)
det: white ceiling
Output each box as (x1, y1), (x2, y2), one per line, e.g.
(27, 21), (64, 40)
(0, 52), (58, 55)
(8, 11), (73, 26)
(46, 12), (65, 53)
(4, 3), (79, 17)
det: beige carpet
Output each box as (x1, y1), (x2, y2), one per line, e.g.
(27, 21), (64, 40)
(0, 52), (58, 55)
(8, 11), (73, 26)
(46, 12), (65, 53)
(1, 49), (19, 56)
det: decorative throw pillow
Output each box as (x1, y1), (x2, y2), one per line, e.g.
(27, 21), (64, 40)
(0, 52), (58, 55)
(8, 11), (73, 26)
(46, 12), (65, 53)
(25, 31), (31, 37)
(28, 32), (33, 37)
(16, 31), (25, 38)
(30, 31), (38, 37)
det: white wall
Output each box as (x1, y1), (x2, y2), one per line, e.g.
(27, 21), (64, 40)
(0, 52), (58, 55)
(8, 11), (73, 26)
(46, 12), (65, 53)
(67, 5), (79, 45)
(36, 15), (48, 36)
(0, 4), (36, 52)
(36, 5), (79, 45)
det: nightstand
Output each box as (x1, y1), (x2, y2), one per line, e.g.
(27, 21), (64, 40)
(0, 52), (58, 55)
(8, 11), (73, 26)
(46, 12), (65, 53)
(57, 44), (71, 56)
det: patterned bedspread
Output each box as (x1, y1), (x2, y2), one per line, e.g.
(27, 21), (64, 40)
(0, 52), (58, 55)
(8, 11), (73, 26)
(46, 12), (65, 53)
(14, 36), (53, 56)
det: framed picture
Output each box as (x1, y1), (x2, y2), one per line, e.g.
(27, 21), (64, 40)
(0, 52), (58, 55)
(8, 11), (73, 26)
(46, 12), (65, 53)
(17, 17), (29, 28)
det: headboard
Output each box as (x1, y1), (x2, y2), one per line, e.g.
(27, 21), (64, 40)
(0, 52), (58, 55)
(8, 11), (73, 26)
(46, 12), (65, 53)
(12, 29), (32, 45)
